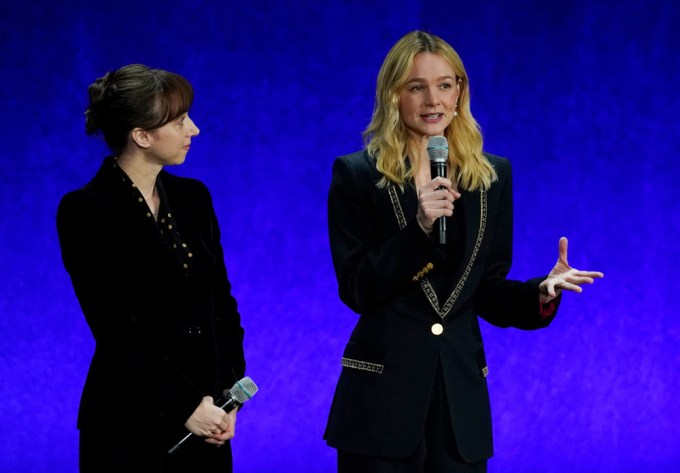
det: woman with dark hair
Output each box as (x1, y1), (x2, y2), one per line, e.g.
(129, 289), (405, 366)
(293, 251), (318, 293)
(324, 31), (603, 472)
(57, 64), (246, 472)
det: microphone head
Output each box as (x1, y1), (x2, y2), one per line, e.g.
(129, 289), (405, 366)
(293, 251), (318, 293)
(229, 376), (259, 404)
(427, 136), (448, 164)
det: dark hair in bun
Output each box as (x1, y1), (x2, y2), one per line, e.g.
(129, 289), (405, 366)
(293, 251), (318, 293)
(85, 64), (194, 154)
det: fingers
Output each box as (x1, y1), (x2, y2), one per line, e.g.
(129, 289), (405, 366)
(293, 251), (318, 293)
(546, 281), (560, 298)
(417, 177), (459, 233)
(554, 273), (601, 292)
(419, 177), (461, 198)
(557, 239), (605, 281)
(188, 398), (235, 437)
(419, 192), (455, 215)
(564, 269), (605, 284)
(201, 419), (224, 437)
(205, 428), (234, 442)
(204, 413), (236, 446)
(205, 408), (231, 435)
(213, 410), (235, 434)
(558, 237), (569, 263)
(556, 281), (582, 294)
(205, 433), (230, 446)
(217, 412), (231, 432)
(423, 176), (452, 192)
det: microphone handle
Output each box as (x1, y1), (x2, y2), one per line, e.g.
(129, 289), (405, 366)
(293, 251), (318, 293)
(431, 161), (447, 245)
(167, 396), (242, 455)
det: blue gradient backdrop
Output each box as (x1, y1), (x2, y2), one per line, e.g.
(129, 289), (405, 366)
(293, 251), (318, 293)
(1, 1), (678, 472)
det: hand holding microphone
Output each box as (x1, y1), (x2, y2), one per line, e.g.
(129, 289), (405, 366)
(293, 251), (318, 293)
(416, 136), (460, 243)
(183, 396), (234, 444)
(169, 376), (258, 454)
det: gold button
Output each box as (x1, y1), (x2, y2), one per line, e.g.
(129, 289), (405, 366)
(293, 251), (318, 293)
(138, 197), (143, 202)
(187, 253), (193, 258)
(146, 212), (151, 217)
(431, 323), (443, 335)
(168, 224), (173, 229)
(183, 263), (188, 268)
(182, 243), (187, 248)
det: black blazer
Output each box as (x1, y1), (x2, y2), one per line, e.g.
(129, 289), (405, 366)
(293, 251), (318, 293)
(57, 157), (245, 433)
(324, 150), (557, 463)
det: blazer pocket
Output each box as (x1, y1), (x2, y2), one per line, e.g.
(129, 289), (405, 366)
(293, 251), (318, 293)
(341, 340), (385, 374)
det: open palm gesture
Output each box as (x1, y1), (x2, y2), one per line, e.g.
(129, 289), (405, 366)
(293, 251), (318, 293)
(539, 237), (604, 303)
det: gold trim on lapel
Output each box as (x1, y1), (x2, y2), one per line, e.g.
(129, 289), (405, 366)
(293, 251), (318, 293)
(387, 185), (487, 319)
(387, 185), (408, 229)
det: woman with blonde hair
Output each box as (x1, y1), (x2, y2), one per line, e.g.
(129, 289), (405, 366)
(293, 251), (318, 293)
(324, 31), (602, 472)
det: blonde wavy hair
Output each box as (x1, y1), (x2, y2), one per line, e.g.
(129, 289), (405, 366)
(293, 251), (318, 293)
(364, 31), (497, 191)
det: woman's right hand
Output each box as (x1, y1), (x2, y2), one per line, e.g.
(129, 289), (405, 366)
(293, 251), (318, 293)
(416, 176), (461, 234)
(184, 396), (233, 442)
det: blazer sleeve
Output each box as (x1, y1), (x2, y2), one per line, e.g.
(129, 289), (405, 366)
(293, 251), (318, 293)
(204, 187), (246, 392)
(57, 191), (205, 425)
(328, 154), (439, 314)
(474, 157), (559, 330)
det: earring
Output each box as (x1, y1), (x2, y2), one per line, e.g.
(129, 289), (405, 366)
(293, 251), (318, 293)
(453, 111), (458, 117)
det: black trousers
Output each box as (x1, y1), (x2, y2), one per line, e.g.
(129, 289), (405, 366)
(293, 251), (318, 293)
(337, 362), (487, 473)
(79, 426), (232, 473)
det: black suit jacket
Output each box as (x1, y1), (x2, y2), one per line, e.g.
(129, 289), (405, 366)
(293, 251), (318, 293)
(57, 157), (245, 433)
(324, 150), (557, 462)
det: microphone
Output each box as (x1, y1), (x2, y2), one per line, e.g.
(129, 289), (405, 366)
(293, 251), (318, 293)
(427, 136), (448, 245)
(168, 376), (259, 455)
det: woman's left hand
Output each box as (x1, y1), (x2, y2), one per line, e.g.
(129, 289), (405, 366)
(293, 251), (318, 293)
(539, 237), (604, 303)
(205, 407), (238, 446)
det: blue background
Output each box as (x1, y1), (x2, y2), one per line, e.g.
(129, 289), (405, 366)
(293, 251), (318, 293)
(1, 1), (679, 472)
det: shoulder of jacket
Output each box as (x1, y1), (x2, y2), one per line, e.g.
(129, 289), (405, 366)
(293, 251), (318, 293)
(56, 186), (106, 231)
(482, 151), (510, 171)
(58, 179), (103, 211)
(160, 170), (205, 189)
(334, 149), (379, 177)
(160, 171), (211, 199)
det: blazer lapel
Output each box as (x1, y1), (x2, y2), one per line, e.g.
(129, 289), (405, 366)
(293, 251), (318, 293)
(384, 182), (487, 319)
(435, 189), (487, 317)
